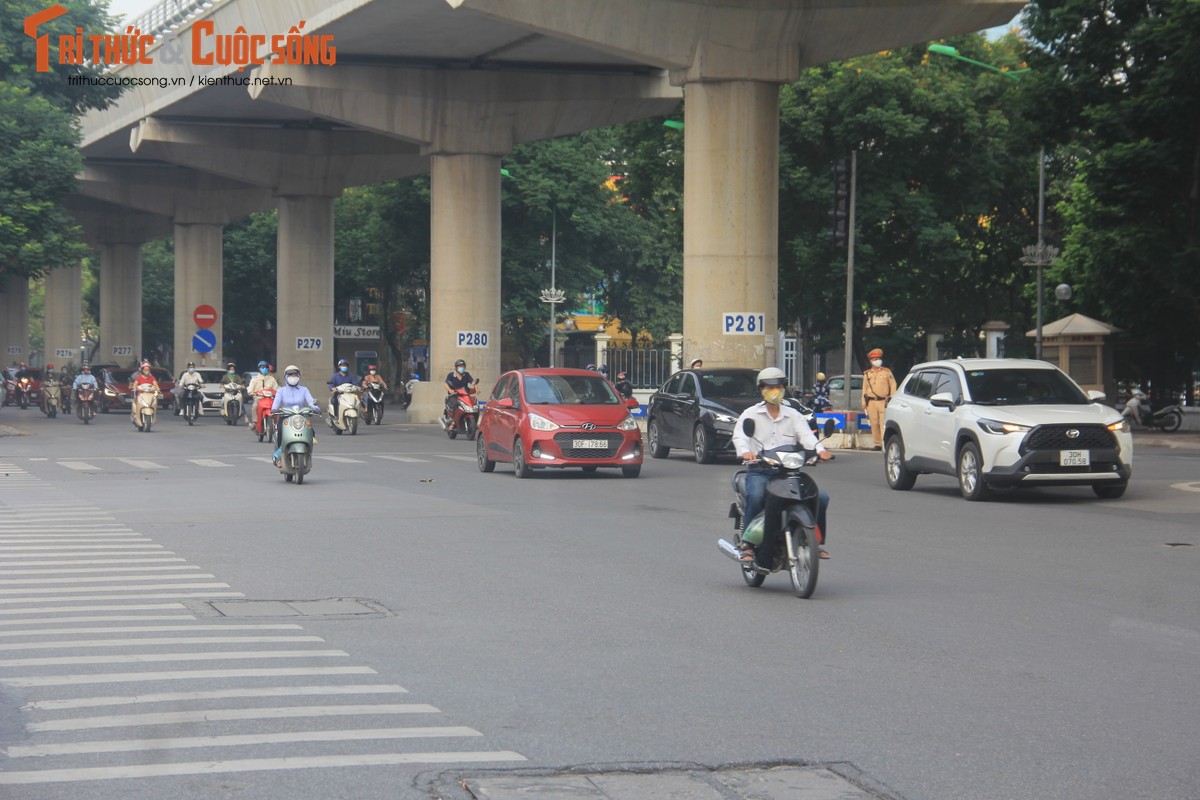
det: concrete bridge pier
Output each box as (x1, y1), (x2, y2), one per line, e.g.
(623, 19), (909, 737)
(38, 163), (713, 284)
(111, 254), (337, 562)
(173, 222), (225, 370)
(276, 194), (338, 388)
(96, 243), (145, 368)
(43, 265), (83, 371)
(0, 274), (31, 371)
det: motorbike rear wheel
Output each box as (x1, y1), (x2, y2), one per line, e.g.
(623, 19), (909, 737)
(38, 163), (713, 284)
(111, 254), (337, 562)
(1160, 410), (1183, 433)
(736, 535), (766, 587)
(786, 522), (819, 599)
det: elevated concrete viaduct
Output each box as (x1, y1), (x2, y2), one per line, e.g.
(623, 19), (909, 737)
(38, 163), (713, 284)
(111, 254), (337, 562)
(65, 0), (1022, 420)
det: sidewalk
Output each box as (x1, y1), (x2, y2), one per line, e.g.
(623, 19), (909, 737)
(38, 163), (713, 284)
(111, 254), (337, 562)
(1133, 430), (1200, 449)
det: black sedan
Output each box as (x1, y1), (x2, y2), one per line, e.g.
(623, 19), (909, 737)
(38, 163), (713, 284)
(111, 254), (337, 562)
(645, 368), (763, 463)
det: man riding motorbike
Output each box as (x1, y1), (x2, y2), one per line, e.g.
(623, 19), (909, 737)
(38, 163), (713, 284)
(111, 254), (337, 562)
(40, 365), (61, 415)
(614, 371), (634, 399)
(220, 361), (246, 421)
(246, 361), (279, 430)
(131, 361), (161, 424)
(174, 361), (205, 415)
(272, 365), (321, 466)
(72, 365), (98, 397)
(732, 367), (833, 561)
(443, 359), (476, 420)
(327, 358), (359, 418)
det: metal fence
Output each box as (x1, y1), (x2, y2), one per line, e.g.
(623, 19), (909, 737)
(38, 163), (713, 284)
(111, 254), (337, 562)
(604, 345), (673, 390)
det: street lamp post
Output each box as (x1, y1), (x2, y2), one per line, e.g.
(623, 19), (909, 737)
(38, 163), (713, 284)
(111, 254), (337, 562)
(539, 208), (564, 367)
(927, 44), (1055, 359)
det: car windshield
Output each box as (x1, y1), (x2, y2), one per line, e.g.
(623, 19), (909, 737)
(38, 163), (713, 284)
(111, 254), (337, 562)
(524, 374), (621, 405)
(108, 369), (134, 383)
(964, 368), (1089, 406)
(698, 372), (758, 399)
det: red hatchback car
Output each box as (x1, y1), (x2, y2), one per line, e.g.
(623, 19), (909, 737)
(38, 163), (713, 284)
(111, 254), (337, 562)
(477, 368), (644, 478)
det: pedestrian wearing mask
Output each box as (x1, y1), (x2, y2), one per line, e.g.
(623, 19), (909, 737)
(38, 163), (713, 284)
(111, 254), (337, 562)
(862, 348), (897, 451)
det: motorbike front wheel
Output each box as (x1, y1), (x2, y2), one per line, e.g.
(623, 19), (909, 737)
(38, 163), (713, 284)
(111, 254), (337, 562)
(464, 415), (476, 441)
(142, 416), (152, 433)
(786, 522), (819, 599)
(446, 417), (458, 440)
(348, 416), (358, 436)
(373, 405), (383, 425)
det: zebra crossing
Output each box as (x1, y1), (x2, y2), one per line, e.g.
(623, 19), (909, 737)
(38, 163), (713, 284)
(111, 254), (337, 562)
(0, 462), (524, 786)
(13, 452), (471, 474)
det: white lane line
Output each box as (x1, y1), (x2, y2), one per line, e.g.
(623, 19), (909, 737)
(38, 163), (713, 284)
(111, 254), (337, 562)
(0, 544), (166, 551)
(4, 665), (377, 687)
(373, 455), (430, 463)
(0, 582), (230, 595)
(190, 459), (235, 467)
(0, 635), (325, 651)
(57, 462), (101, 471)
(30, 703), (440, 731)
(0, 591), (243, 607)
(0, 535), (143, 541)
(0, 557), (186, 567)
(0, 751), (527, 784)
(317, 456), (365, 463)
(0, 565), (201, 575)
(0, 649), (348, 667)
(1, 623), (301, 639)
(0, 614), (195, 627)
(438, 454), (479, 462)
(0, 574), (215, 586)
(247, 456), (274, 463)
(115, 458), (167, 470)
(23, 683), (405, 709)
(8, 726), (479, 757)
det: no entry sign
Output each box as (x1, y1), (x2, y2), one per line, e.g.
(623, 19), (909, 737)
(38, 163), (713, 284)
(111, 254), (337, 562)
(193, 304), (217, 329)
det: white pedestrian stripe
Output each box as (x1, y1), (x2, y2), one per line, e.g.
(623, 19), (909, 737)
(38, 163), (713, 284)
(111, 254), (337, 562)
(439, 454), (479, 462)
(57, 462), (101, 471)
(0, 462), (526, 783)
(374, 455), (430, 463)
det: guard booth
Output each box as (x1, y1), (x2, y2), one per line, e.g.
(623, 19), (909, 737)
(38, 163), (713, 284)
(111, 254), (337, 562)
(1027, 313), (1120, 398)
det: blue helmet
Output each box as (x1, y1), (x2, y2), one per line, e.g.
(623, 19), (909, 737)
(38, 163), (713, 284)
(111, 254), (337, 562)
(257, 360), (268, 368)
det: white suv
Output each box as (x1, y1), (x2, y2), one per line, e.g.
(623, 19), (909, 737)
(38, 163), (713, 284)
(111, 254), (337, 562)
(882, 358), (1133, 500)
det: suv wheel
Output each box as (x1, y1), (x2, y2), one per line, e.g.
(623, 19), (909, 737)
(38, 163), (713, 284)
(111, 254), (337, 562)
(957, 442), (992, 501)
(884, 434), (917, 490)
(1093, 482), (1127, 499)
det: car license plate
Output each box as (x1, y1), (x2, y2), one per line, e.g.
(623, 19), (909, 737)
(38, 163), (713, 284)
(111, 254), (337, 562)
(572, 439), (606, 449)
(1059, 449), (1090, 466)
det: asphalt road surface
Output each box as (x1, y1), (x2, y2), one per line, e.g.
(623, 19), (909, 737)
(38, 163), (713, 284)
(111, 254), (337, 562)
(0, 406), (1197, 799)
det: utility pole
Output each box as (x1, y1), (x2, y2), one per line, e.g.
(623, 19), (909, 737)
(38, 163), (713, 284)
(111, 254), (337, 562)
(840, 151), (857, 411)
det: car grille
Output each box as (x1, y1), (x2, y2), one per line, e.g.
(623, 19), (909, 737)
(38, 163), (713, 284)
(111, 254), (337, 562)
(1020, 424), (1116, 454)
(553, 431), (625, 459)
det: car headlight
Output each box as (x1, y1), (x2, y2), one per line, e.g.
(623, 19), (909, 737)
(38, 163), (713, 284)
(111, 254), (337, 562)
(977, 419), (1031, 435)
(527, 413), (560, 431)
(713, 413), (736, 424)
(617, 416), (638, 431)
(1107, 419), (1129, 433)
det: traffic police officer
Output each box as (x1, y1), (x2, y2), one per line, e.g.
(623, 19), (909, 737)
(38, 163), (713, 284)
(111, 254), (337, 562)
(862, 348), (897, 451)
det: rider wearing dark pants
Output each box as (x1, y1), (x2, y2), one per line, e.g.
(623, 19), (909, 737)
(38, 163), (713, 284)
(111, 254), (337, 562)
(732, 367), (833, 560)
(443, 359), (475, 419)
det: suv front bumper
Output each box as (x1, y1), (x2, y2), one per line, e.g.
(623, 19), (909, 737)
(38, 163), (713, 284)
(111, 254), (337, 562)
(985, 446), (1132, 487)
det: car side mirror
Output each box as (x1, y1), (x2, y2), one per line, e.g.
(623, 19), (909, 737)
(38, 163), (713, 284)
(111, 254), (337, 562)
(624, 396), (640, 409)
(742, 418), (755, 436)
(1086, 390), (1107, 403)
(494, 397), (514, 409)
(929, 392), (955, 409)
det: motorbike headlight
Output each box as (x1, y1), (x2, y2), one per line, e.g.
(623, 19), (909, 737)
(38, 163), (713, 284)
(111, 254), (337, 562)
(528, 413), (560, 431)
(617, 416), (638, 431)
(977, 418), (1031, 435)
(778, 452), (807, 470)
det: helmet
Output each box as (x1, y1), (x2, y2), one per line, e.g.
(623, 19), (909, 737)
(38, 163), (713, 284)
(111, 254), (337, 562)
(140, 361), (151, 369)
(617, 372), (627, 380)
(81, 365), (90, 373)
(257, 360), (268, 368)
(226, 362), (235, 369)
(598, 365), (608, 374)
(689, 358), (703, 368)
(337, 358), (349, 367)
(816, 372), (826, 381)
(868, 348), (884, 360)
(186, 361), (195, 368)
(586, 363), (596, 371)
(454, 359), (466, 368)
(756, 367), (787, 387)
(46, 364), (53, 371)
(368, 364), (377, 372)
(284, 365), (300, 376)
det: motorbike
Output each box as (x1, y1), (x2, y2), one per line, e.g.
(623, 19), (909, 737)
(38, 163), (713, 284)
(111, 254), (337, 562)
(327, 383), (362, 435)
(1121, 393), (1183, 433)
(41, 381), (61, 418)
(179, 382), (203, 425)
(442, 382), (480, 440)
(132, 383), (159, 432)
(75, 385), (97, 424)
(717, 418), (835, 599)
(14, 376), (33, 409)
(275, 406), (318, 484)
(253, 389), (277, 443)
(362, 382), (386, 425)
(221, 383), (244, 426)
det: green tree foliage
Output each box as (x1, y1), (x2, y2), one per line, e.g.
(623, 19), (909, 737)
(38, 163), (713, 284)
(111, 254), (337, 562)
(1, 0), (122, 283)
(779, 36), (1040, 374)
(223, 210), (278, 367)
(1022, 0), (1200, 396)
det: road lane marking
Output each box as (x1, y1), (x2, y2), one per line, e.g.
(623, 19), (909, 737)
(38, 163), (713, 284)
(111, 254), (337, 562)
(22, 682), (405, 709)
(1170, 481), (1200, 492)
(0, 592), (243, 607)
(0, 544), (165, 551)
(190, 459), (234, 467)
(0, 557), (187, 567)
(0, 751), (527, 784)
(0, 635), (325, 651)
(0, 573), (214, 585)
(115, 458), (166, 469)
(438, 454), (478, 462)
(374, 455), (430, 463)
(0, 550), (174, 559)
(0, 582), (231, 595)
(317, 456), (365, 463)
(7, 726), (481, 757)
(29, 703), (441, 731)
(57, 462), (101, 471)
(0, 565), (201, 575)
(1, 623), (301, 639)
(3, 665), (377, 687)
(0, 649), (349, 667)
(0, 614), (196, 627)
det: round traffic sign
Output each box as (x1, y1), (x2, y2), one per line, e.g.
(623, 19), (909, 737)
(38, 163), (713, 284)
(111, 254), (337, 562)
(193, 304), (218, 329)
(192, 329), (217, 354)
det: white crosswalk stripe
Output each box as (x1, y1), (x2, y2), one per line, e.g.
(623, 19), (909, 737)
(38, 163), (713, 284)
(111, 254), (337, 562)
(0, 465), (526, 785)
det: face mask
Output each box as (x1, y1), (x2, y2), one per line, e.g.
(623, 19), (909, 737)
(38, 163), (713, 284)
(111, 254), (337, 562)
(369, 370), (376, 375)
(227, 369), (235, 374)
(339, 366), (348, 373)
(260, 367), (268, 374)
(456, 366), (465, 374)
(286, 375), (300, 386)
(871, 359), (883, 368)
(762, 387), (784, 405)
